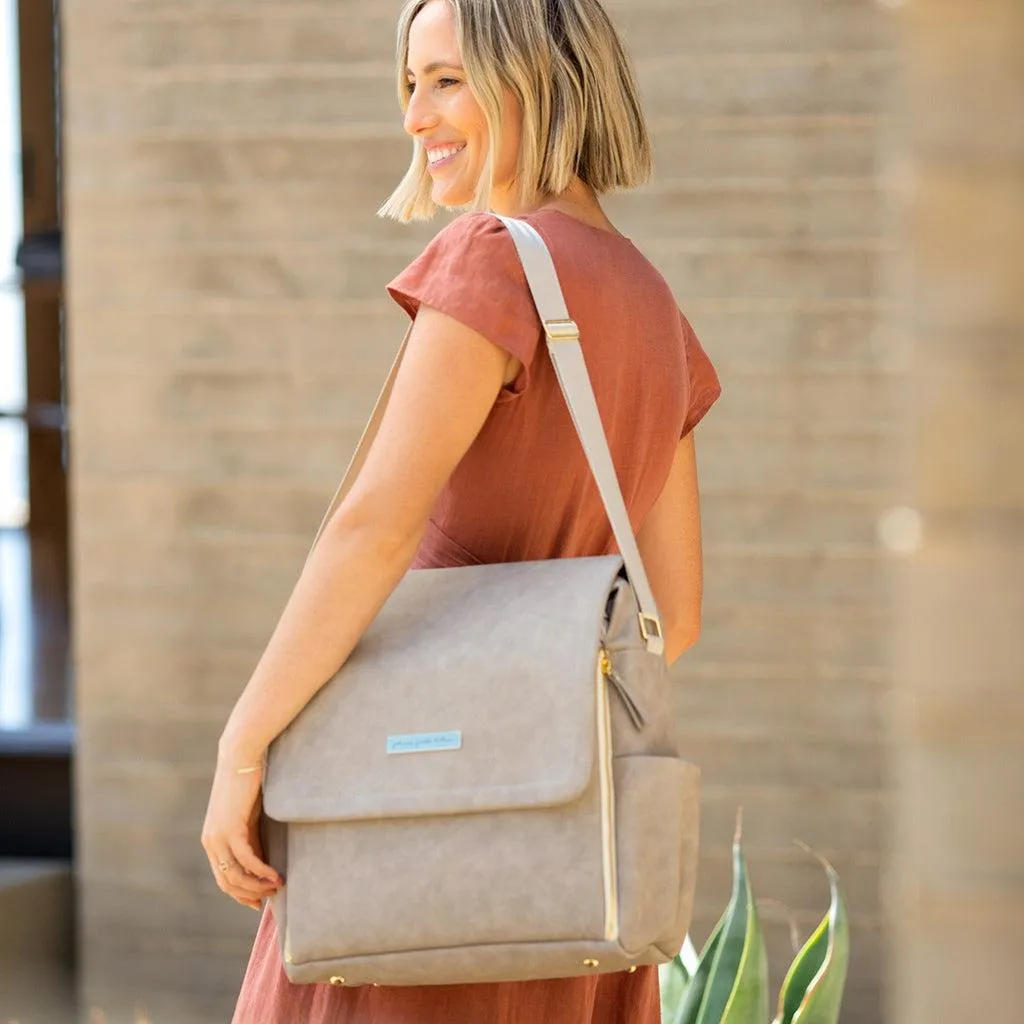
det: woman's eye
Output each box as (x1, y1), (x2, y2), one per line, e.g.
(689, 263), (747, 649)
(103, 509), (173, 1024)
(405, 77), (458, 94)
(404, 76), (459, 96)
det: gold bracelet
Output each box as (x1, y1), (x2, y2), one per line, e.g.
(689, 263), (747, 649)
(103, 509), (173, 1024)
(234, 757), (266, 775)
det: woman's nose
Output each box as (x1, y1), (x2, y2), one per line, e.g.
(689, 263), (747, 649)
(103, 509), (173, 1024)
(403, 86), (439, 137)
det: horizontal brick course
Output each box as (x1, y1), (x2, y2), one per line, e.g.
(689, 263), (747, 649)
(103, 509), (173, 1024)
(69, 364), (898, 436)
(71, 1), (894, 66)
(68, 118), (883, 189)
(66, 53), (895, 134)
(68, 243), (884, 305)
(698, 785), (890, 858)
(69, 305), (902, 376)
(72, 178), (886, 245)
(695, 432), (904, 492)
(697, 605), (888, 669)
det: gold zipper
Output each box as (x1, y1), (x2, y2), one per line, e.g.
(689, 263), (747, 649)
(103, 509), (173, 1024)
(597, 648), (620, 941)
(600, 648), (645, 729)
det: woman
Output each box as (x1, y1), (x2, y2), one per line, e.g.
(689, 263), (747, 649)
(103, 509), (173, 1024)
(204, 0), (722, 1020)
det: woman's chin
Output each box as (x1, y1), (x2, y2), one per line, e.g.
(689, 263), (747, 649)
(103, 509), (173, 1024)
(431, 179), (475, 210)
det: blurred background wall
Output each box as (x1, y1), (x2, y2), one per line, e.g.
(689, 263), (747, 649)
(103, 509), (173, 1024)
(891, 0), (1023, 1019)
(60, 1), (899, 1019)
(0, 0), (1013, 1021)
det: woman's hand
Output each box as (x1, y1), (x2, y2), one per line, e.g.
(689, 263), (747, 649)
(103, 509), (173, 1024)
(201, 755), (284, 910)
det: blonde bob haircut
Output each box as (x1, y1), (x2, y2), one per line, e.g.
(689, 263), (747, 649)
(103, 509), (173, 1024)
(378, 0), (652, 222)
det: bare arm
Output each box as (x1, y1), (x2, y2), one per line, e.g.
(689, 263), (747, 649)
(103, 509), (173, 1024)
(217, 305), (513, 766)
(636, 432), (706, 667)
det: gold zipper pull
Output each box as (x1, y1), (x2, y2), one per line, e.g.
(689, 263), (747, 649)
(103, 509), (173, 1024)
(599, 648), (645, 730)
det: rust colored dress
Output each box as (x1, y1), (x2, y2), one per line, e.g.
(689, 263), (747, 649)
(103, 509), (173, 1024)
(232, 208), (722, 1024)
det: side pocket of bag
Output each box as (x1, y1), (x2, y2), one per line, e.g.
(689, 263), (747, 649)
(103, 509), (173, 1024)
(661, 760), (700, 958)
(613, 755), (700, 957)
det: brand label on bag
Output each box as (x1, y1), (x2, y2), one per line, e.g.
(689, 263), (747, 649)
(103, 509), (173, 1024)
(386, 730), (463, 754)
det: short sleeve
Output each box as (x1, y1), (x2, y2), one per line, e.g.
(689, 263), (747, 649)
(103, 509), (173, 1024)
(385, 212), (543, 400)
(679, 311), (722, 438)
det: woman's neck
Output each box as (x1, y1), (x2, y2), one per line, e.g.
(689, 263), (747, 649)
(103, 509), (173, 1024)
(491, 178), (622, 235)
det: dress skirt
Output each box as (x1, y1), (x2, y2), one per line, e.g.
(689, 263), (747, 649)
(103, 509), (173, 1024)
(231, 903), (663, 1024)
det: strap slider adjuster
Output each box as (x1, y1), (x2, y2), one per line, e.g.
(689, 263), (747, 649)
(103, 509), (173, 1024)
(543, 318), (580, 342)
(638, 613), (663, 643)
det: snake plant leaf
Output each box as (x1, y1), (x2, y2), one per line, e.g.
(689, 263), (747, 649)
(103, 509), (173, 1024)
(680, 935), (701, 977)
(693, 823), (769, 1024)
(671, 919), (723, 1024)
(717, 846), (770, 1023)
(772, 851), (850, 1024)
(660, 957), (690, 1022)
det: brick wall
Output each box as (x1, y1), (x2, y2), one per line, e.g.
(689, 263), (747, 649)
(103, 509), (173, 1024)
(63, 1), (899, 1020)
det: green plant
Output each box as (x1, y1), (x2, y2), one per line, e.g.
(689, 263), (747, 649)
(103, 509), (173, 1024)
(660, 820), (849, 1024)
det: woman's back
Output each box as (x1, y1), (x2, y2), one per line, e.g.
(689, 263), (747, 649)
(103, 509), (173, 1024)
(387, 207), (721, 570)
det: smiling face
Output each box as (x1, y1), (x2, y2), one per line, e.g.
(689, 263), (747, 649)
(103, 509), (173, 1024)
(403, 0), (522, 212)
